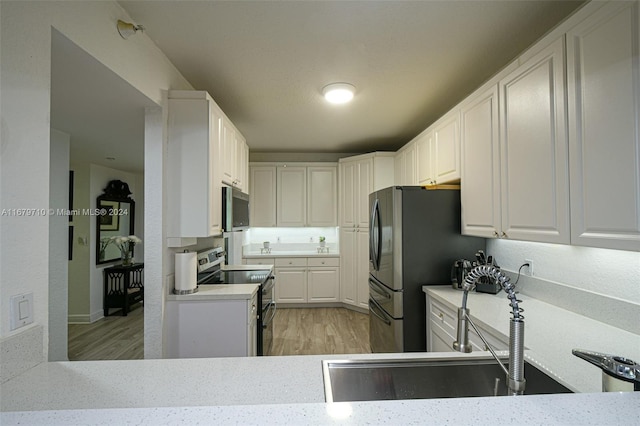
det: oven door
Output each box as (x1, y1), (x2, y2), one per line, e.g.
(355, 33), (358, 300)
(259, 276), (276, 356)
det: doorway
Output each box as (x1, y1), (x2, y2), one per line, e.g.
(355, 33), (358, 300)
(49, 29), (155, 361)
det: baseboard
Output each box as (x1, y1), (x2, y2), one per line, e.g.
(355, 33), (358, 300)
(68, 310), (104, 324)
(0, 325), (44, 383)
(276, 302), (370, 315)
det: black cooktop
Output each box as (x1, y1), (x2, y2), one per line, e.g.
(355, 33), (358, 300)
(197, 269), (271, 285)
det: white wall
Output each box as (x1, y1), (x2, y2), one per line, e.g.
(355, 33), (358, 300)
(49, 129), (70, 361)
(68, 162), (91, 323)
(0, 0), (192, 380)
(487, 239), (640, 305)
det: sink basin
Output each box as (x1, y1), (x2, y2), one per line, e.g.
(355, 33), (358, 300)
(322, 357), (572, 402)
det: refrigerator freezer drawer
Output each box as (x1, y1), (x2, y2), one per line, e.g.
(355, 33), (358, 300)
(369, 298), (403, 353)
(369, 275), (403, 318)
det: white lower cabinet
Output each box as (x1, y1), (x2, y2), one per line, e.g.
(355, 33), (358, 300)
(426, 294), (507, 353)
(274, 257), (340, 304)
(340, 228), (370, 310)
(165, 293), (258, 358)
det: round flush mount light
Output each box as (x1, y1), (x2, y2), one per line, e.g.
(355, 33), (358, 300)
(322, 83), (355, 104)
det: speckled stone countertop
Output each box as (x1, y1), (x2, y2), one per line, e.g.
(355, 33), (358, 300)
(423, 286), (640, 393)
(1, 288), (639, 424)
(243, 250), (340, 258)
(167, 264), (272, 301)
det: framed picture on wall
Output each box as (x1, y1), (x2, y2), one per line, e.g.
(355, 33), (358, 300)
(99, 200), (120, 231)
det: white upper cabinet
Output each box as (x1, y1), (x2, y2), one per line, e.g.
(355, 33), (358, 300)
(222, 119), (235, 185)
(433, 109), (461, 184)
(250, 166), (277, 227)
(416, 130), (435, 186)
(499, 36), (570, 244)
(221, 118), (249, 192)
(339, 153), (394, 229)
(307, 166), (338, 227)
(566, 1), (640, 251)
(276, 166), (307, 227)
(251, 163), (338, 227)
(394, 142), (417, 185)
(167, 91), (224, 240)
(460, 84), (502, 238)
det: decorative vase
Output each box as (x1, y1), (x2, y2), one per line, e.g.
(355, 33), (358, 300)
(121, 250), (133, 266)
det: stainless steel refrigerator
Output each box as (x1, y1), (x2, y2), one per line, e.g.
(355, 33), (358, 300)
(368, 186), (485, 353)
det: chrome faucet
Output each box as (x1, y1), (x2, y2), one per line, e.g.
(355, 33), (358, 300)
(453, 265), (526, 396)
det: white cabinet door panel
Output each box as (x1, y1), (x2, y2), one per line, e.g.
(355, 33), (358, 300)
(276, 167), (306, 227)
(434, 111), (461, 183)
(567, 1), (640, 251)
(308, 268), (340, 302)
(460, 85), (501, 238)
(499, 37), (570, 244)
(340, 229), (357, 305)
(250, 166), (277, 227)
(357, 159), (373, 228)
(275, 268), (307, 303)
(307, 167), (337, 226)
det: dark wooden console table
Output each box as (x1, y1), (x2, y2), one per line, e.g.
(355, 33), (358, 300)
(103, 263), (144, 316)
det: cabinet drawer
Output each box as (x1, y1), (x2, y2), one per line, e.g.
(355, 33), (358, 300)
(307, 257), (339, 267)
(275, 257), (307, 267)
(429, 298), (457, 337)
(243, 257), (275, 266)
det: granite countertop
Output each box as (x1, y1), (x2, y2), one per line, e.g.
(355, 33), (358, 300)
(166, 284), (259, 301)
(423, 286), (640, 393)
(243, 250), (339, 258)
(167, 264), (271, 301)
(1, 351), (637, 424)
(2, 288), (639, 424)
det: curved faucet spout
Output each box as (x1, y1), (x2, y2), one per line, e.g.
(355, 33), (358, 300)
(454, 265), (526, 396)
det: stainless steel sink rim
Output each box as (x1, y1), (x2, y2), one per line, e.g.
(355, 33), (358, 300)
(322, 356), (571, 403)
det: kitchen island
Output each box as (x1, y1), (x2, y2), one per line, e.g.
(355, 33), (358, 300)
(0, 351), (636, 425)
(2, 285), (638, 424)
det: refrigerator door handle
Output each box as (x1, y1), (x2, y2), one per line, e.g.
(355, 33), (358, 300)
(369, 198), (382, 271)
(369, 277), (392, 300)
(369, 298), (392, 326)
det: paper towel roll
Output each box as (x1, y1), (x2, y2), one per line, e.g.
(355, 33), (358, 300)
(175, 251), (197, 292)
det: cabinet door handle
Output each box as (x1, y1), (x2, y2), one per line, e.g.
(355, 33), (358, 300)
(501, 232), (508, 238)
(493, 231), (499, 237)
(438, 312), (444, 320)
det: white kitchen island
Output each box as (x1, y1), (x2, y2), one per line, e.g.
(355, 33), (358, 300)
(0, 352), (636, 425)
(2, 285), (638, 424)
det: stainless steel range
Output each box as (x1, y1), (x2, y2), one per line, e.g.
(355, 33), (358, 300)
(196, 247), (275, 356)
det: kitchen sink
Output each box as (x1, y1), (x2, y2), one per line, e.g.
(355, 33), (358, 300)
(322, 357), (572, 402)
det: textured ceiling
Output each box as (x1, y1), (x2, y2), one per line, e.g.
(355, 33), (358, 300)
(119, 0), (585, 154)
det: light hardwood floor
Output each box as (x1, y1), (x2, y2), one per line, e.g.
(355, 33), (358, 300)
(68, 306), (370, 360)
(270, 307), (371, 356)
(68, 304), (144, 361)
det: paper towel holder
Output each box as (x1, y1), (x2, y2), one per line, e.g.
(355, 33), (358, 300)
(174, 250), (199, 295)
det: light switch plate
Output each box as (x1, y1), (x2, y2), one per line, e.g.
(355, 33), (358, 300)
(10, 293), (33, 330)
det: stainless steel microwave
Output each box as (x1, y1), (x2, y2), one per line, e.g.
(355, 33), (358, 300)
(222, 187), (250, 231)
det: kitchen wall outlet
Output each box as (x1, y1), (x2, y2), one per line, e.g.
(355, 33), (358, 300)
(10, 292), (34, 331)
(310, 237), (314, 243)
(523, 259), (534, 276)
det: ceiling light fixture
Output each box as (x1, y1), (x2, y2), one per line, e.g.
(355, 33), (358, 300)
(323, 83), (355, 104)
(117, 19), (145, 39)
